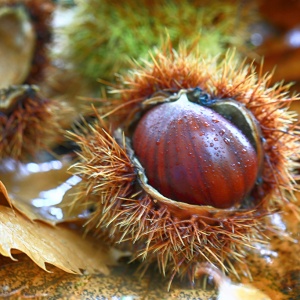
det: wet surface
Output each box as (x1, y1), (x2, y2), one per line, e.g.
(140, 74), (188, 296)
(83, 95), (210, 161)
(0, 157), (89, 223)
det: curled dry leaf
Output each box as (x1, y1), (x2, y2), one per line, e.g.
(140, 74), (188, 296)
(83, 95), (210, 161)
(0, 205), (111, 275)
(0, 178), (111, 277)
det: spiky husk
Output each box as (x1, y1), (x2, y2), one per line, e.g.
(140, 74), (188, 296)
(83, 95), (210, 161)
(69, 44), (300, 285)
(0, 85), (69, 161)
(2, 0), (54, 84)
(108, 45), (300, 203)
(61, 0), (255, 83)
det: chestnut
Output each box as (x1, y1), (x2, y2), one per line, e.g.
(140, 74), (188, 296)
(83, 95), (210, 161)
(132, 89), (261, 208)
(69, 45), (300, 288)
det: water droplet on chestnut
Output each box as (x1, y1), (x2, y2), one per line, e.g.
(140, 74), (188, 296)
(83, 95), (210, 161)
(132, 92), (261, 208)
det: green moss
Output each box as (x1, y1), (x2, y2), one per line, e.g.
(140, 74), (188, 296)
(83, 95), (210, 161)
(59, 0), (255, 84)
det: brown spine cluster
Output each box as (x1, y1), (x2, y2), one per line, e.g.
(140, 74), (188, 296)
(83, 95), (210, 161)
(0, 86), (66, 161)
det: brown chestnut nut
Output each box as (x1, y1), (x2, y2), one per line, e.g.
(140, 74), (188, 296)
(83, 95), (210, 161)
(132, 90), (261, 208)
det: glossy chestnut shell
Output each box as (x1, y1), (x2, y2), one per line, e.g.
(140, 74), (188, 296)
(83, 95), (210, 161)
(132, 90), (261, 208)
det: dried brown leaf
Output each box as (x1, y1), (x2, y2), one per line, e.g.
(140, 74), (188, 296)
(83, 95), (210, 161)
(0, 160), (110, 279)
(0, 205), (111, 275)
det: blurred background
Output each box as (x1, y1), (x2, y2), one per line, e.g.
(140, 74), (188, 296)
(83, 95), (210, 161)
(255, 0), (300, 113)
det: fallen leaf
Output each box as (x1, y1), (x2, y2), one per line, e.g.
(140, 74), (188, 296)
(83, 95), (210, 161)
(0, 205), (111, 276)
(0, 157), (112, 279)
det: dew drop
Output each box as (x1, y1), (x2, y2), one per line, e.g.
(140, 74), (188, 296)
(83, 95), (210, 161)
(219, 129), (225, 136)
(212, 119), (219, 123)
(214, 137), (218, 141)
(242, 148), (247, 154)
(223, 137), (231, 145)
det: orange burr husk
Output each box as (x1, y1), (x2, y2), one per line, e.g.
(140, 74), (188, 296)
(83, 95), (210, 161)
(69, 42), (300, 287)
